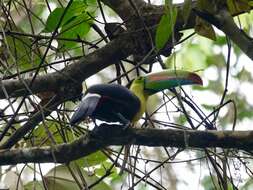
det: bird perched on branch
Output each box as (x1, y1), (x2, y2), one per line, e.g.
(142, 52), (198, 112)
(70, 69), (203, 173)
(70, 70), (202, 126)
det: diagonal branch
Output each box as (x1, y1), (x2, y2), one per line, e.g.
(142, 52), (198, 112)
(0, 124), (253, 166)
(0, 95), (63, 149)
(1, 1), (253, 100)
(194, 8), (253, 60)
(0, 35), (134, 99)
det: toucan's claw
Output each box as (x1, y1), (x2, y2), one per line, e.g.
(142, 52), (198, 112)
(114, 112), (131, 130)
(122, 121), (131, 130)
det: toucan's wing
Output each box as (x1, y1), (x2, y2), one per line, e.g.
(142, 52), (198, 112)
(88, 84), (141, 121)
(70, 93), (100, 126)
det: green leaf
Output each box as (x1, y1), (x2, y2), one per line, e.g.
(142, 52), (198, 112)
(4, 26), (41, 71)
(202, 104), (215, 110)
(175, 114), (187, 125)
(214, 36), (227, 46)
(45, 164), (112, 190)
(29, 122), (74, 146)
(58, 13), (91, 49)
(238, 110), (253, 119)
(76, 150), (108, 167)
(44, 1), (88, 33)
(95, 161), (117, 177)
(195, 16), (216, 41)
(3, 171), (24, 190)
(155, 6), (177, 50)
(44, 1), (92, 50)
(24, 181), (44, 190)
(166, 42), (208, 71)
(44, 8), (65, 32)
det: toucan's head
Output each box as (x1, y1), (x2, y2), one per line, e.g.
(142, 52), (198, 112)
(130, 70), (203, 96)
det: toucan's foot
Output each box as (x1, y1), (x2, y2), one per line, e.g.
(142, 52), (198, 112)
(92, 123), (124, 137)
(92, 123), (112, 138)
(122, 121), (130, 130)
(92, 125), (100, 134)
(114, 112), (131, 129)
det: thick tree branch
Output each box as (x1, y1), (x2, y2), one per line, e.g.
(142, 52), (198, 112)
(1, 1), (252, 100)
(0, 1), (252, 153)
(102, 0), (147, 21)
(194, 8), (253, 60)
(0, 35), (134, 99)
(216, 9), (253, 59)
(0, 124), (253, 166)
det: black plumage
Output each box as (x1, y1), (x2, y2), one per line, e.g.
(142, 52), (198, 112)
(70, 84), (140, 125)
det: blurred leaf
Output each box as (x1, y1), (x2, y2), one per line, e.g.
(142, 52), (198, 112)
(236, 68), (253, 82)
(45, 164), (111, 190)
(58, 14), (91, 49)
(182, 0), (192, 25)
(44, 1), (88, 32)
(86, 0), (98, 11)
(207, 80), (224, 94)
(3, 171), (24, 190)
(206, 53), (226, 67)
(95, 161), (117, 177)
(110, 172), (124, 185)
(155, 5), (177, 49)
(166, 43), (208, 70)
(5, 27), (41, 71)
(193, 84), (206, 91)
(201, 175), (218, 190)
(44, 177), (79, 190)
(24, 181), (44, 190)
(175, 114), (187, 125)
(238, 109), (253, 119)
(76, 151), (108, 167)
(201, 175), (234, 190)
(196, 0), (216, 13)
(202, 104), (215, 110)
(241, 178), (253, 190)
(195, 16), (216, 41)
(29, 122), (74, 146)
(44, 1), (92, 49)
(19, 3), (46, 32)
(44, 8), (65, 32)
(236, 95), (253, 120)
(213, 36), (227, 46)
(227, 0), (251, 15)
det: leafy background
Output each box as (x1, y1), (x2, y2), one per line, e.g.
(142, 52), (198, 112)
(0, 0), (253, 189)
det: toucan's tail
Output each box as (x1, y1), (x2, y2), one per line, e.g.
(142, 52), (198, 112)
(70, 93), (100, 126)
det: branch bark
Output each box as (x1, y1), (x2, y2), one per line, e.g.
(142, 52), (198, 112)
(1, 0), (253, 156)
(0, 124), (252, 166)
(1, 1), (252, 99)
(0, 95), (63, 149)
(0, 35), (134, 99)
(193, 8), (253, 60)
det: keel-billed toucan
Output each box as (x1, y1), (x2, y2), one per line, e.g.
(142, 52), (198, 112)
(70, 70), (202, 126)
